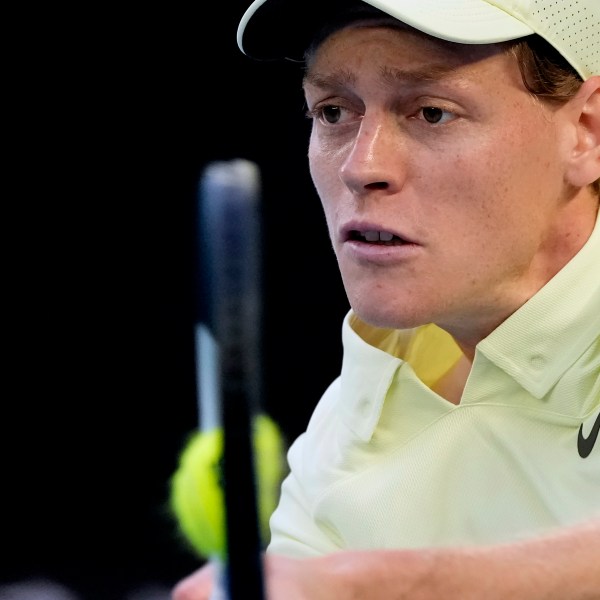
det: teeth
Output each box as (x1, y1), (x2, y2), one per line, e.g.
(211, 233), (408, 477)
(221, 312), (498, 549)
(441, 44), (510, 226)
(362, 230), (394, 242)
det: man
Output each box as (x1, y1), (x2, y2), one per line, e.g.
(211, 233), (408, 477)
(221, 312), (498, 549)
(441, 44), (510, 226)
(173, 0), (599, 597)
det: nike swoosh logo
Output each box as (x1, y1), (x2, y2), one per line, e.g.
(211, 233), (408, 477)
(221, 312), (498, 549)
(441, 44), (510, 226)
(578, 412), (600, 459)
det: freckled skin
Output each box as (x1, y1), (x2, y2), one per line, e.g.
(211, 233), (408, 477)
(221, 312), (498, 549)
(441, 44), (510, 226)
(304, 25), (597, 357)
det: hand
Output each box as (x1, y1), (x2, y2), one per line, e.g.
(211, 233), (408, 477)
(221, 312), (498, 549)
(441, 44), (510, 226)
(171, 554), (347, 600)
(172, 561), (215, 600)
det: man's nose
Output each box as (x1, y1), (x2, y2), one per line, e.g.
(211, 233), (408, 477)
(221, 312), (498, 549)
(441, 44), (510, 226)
(339, 114), (408, 197)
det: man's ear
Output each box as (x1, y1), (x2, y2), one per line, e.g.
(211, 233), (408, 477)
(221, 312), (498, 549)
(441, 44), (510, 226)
(565, 76), (600, 188)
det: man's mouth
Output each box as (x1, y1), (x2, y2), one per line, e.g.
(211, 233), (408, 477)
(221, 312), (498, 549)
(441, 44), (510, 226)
(349, 230), (407, 245)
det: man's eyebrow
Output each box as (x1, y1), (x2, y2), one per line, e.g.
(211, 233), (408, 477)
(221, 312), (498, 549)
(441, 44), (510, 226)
(302, 69), (356, 89)
(303, 63), (460, 89)
(381, 63), (460, 84)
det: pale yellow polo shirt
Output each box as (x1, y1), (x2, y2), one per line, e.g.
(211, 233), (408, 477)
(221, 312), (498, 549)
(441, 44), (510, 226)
(268, 213), (600, 557)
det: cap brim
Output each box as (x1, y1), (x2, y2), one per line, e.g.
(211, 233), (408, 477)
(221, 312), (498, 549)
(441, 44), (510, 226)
(237, 0), (534, 61)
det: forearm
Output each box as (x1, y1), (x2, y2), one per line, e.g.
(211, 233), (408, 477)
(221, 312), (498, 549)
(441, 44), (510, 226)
(173, 519), (600, 600)
(324, 519), (600, 600)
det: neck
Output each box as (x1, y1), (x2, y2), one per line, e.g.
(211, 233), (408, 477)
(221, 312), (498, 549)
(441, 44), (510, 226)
(431, 352), (472, 405)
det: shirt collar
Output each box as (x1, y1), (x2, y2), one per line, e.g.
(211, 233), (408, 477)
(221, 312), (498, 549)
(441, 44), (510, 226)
(339, 312), (402, 441)
(477, 211), (600, 398)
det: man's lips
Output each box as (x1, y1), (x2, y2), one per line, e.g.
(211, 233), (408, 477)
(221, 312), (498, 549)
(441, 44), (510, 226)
(341, 223), (418, 246)
(348, 229), (408, 245)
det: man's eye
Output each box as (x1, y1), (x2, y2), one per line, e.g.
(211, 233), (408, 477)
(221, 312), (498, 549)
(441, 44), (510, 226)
(306, 104), (349, 125)
(320, 105), (342, 124)
(420, 106), (453, 124)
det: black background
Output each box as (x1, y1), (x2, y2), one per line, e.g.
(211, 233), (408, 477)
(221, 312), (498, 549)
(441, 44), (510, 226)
(5, 3), (348, 599)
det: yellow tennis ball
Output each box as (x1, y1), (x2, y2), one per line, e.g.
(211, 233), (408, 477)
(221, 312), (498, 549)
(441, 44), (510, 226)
(170, 413), (287, 560)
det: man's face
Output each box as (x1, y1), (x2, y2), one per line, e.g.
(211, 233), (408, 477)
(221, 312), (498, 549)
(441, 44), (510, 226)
(304, 24), (580, 348)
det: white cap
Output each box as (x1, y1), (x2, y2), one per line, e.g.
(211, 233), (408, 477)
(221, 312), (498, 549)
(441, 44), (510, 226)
(237, 0), (599, 80)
